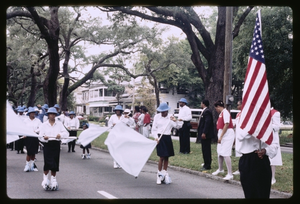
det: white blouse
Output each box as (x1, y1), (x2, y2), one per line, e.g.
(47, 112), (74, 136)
(23, 117), (42, 134)
(108, 114), (135, 129)
(39, 120), (69, 142)
(151, 113), (182, 139)
(64, 117), (80, 130)
(178, 105), (192, 121)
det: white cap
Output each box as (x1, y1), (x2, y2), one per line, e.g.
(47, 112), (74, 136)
(124, 109), (131, 113)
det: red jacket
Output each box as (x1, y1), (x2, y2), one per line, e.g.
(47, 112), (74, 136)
(217, 110), (233, 130)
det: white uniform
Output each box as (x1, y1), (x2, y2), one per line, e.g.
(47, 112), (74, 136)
(23, 117), (42, 134)
(217, 109), (235, 157)
(151, 113), (182, 139)
(39, 120), (69, 142)
(269, 109), (282, 166)
(64, 117), (80, 130)
(108, 114), (135, 129)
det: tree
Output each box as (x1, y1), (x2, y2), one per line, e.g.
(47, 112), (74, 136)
(99, 6), (254, 122)
(7, 7), (61, 107)
(232, 7), (293, 119)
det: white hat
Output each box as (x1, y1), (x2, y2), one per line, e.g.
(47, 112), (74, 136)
(124, 109), (131, 113)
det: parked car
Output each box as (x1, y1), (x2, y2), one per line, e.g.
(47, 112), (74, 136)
(230, 109), (241, 127)
(280, 121), (293, 131)
(172, 108), (203, 137)
(172, 108), (241, 136)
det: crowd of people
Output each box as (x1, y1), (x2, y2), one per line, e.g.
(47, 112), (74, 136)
(8, 98), (282, 198)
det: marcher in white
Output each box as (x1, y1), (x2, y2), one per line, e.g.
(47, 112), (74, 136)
(108, 105), (135, 168)
(23, 107), (42, 172)
(233, 100), (243, 175)
(80, 123), (92, 159)
(16, 107), (27, 154)
(137, 108), (145, 135)
(177, 98), (192, 154)
(64, 111), (80, 152)
(151, 102), (182, 185)
(141, 106), (151, 138)
(39, 107), (69, 191)
(212, 100), (235, 180)
(269, 105), (282, 185)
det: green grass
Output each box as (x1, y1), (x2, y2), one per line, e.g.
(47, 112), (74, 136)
(89, 132), (293, 194)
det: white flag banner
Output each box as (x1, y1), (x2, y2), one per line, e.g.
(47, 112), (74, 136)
(6, 101), (39, 138)
(104, 122), (157, 178)
(76, 126), (110, 147)
(6, 134), (20, 144)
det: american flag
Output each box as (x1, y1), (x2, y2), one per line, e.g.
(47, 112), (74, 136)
(239, 10), (273, 145)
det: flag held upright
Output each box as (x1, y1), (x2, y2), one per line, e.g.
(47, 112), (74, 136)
(239, 10), (273, 145)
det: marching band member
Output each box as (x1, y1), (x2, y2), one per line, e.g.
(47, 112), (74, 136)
(151, 102), (182, 185)
(39, 107), (69, 191)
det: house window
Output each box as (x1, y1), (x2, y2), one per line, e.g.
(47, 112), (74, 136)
(104, 107), (112, 112)
(99, 89), (103, 97)
(99, 107), (103, 113)
(104, 89), (115, 97)
(90, 91), (93, 98)
(94, 89), (99, 98)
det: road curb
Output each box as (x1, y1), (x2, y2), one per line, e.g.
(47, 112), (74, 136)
(90, 145), (292, 198)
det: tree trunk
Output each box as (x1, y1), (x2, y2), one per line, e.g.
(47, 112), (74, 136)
(59, 50), (71, 111)
(27, 65), (37, 107)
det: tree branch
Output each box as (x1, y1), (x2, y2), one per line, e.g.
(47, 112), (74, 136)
(232, 6), (254, 39)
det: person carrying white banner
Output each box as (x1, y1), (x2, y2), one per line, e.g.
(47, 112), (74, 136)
(108, 105), (135, 168)
(23, 107), (42, 172)
(151, 102), (182, 185)
(39, 107), (69, 191)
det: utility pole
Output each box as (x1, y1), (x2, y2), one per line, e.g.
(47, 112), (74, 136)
(223, 7), (233, 111)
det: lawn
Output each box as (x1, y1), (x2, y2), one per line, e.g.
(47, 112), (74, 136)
(88, 131), (293, 194)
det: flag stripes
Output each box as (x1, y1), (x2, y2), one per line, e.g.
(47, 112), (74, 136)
(239, 10), (273, 145)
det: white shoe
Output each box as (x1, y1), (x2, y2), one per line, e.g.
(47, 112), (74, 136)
(212, 169), (224, 176)
(41, 174), (50, 190)
(86, 153), (91, 159)
(232, 170), (240, 175)
(50, 176), (59, 191)
(164, 172), (172, 184)
(31, 161), (38, 172)
(24, 161), (30, 172)
(82, 154), (86, 159)
(113, 161), (121, 169)
(223, 174), (233, 180)
(271, 179), (276, 185)
(156, 171), (164, 185)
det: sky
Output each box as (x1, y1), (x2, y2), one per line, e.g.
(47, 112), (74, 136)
(67, 6), (214, 78)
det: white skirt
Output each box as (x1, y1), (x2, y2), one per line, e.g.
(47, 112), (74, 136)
(217, 128), (235, 157)
(270, 146), (283, 166)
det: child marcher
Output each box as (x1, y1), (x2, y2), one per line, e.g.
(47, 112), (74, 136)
(80, 123), (92, 159)
(39, 107), (69, 191)
(23, 107), (42, 172)
(151, 102), (181, 185)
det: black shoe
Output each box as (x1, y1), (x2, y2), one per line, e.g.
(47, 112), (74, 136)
(72, 150), (75, 152)
(200, 167), (211, 171)
(68, 150), (70, 152)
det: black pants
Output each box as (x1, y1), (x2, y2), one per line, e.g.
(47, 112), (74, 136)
(43, 141), (61, 172)
(201, 138), (212, 169)
(179, 121), (191, 153)
(239, 152), (272, 198)
(68, 130), (77, 152)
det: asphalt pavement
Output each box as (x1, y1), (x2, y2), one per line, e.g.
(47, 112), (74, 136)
(6, 144), (289, 199)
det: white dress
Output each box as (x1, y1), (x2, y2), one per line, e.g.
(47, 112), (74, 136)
(217, 109), (235, 157)
(269, 110), (282, 166)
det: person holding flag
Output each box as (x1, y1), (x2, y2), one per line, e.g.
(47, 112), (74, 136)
(237, 10), (279, 198)
(23, 107), (42, 172)
(39, 107), (69, 191)
(151, 102), (182, 185)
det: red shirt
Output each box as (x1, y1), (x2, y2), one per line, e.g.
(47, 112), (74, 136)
(217, 109), (233, 130)
(143, 113), (151, 124)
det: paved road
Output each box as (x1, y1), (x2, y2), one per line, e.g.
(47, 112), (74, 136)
(7, 145), (287, 199)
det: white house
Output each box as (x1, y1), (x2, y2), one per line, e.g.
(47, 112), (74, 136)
(74, 77), (188, 117)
